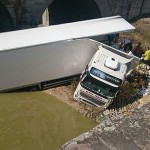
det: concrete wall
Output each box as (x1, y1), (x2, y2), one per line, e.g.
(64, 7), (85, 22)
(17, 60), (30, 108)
(0, 0), (150, 31)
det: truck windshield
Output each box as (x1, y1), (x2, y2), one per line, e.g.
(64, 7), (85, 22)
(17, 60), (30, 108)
(81, 75), (119, 98)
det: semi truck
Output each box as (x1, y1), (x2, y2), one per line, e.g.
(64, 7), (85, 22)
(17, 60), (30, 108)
(74, 43), (140, 108)
(0, 16), (135, 92)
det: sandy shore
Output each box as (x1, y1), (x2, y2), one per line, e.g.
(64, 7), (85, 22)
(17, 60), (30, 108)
(43, 85), (104, 122)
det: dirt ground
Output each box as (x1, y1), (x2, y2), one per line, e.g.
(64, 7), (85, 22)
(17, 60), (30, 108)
(44, 85), (79, 111)
(44, 85), (103, 122)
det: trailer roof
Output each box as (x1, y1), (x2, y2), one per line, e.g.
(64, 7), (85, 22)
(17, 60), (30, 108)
(0, 16), (135, 51)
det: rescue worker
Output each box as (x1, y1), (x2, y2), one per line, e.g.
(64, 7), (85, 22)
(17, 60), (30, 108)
(122, 38), (132, 52)
(143, 47), (150, 69)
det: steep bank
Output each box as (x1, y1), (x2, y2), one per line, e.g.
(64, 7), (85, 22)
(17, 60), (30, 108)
(43, 18), (150, 149)
(60, 94), (150, 150)
(44, 18), (150, 123)
(44, 85), (103, 123)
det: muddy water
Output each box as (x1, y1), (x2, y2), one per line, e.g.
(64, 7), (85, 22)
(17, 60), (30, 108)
(0, 92), (97, 150)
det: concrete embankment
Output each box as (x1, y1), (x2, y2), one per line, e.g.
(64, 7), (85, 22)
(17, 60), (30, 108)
(60, 93), (150, 150)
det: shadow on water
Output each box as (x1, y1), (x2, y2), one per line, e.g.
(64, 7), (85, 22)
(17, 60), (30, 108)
(3, 75), (80, 93)
(3, 83), (69, 93)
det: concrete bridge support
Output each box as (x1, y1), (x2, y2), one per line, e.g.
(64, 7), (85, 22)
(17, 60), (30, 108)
(0, 0), (150, 32)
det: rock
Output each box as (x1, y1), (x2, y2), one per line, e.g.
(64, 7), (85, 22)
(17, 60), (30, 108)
(125, 137), (130, 140)
(96, 114), (106, 123)
(134, 121), (140, 128)
(104, 125), (116, 131)
(144, 114), (150, 119)
(103, 109), (110, 116)
(105, 119), (113, 126)
(74, 135), (85, 142)
(86, 113), (91, 118)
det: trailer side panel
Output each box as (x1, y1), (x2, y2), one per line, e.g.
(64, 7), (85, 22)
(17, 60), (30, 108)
(0, 39), (99, 91)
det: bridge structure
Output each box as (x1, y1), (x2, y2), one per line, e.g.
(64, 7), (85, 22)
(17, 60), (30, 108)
(0, 0), (150, 32)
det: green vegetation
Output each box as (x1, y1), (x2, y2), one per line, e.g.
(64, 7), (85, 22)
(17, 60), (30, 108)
(117, 66), (148, 99)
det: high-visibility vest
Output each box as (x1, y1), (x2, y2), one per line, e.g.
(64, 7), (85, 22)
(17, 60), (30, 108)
(144, 50), (150, 61)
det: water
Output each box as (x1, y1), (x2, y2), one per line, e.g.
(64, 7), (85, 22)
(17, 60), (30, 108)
(0, 92), (97, 150)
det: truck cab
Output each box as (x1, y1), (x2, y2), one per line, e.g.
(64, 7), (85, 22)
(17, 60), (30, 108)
(74, 44), (140, 108)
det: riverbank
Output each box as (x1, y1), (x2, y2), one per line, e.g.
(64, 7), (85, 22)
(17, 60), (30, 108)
(44, 85), (103, 123)
(44, 18), (150, 123)
(44, 65), (150, 124)
(43, 18), (150, 149)
(60, 93), (150, 150)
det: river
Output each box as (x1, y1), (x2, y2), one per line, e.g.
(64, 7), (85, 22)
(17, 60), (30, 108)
(0, 92), (97, 150)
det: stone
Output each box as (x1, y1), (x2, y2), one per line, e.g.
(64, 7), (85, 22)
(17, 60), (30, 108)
(134, 121), (140, 128)
(104, 125), (116, 132)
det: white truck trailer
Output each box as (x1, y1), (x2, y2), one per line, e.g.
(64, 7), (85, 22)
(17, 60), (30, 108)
(74, 43), (140, 108)
(0, 16), (135, 92)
